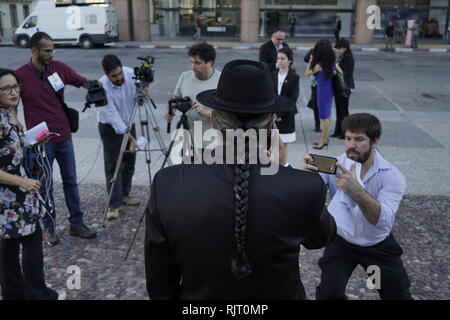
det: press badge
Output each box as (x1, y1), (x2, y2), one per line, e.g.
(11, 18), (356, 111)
(47, 72), (65, 92)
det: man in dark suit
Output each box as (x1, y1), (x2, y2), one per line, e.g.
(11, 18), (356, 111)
(259, 30), (289, 72)
(145, 59), (336, 300)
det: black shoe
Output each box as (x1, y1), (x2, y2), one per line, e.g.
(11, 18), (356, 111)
(70, 224), (97, 239)
(313, 142), (329, 150)
(338, 135), (345, 140)
(43, 229), (61, 246)
(314, 127), (321, 133)
(330, 133), (340, 138)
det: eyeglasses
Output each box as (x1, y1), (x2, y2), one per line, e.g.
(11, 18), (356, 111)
(0, 84), (21, 95)
(275, 38), (285, 41)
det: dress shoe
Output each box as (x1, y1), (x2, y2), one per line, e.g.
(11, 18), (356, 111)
(122, 196), (140, 206)
(70, 224), (97, 239)
(106, 208), (119, 220)
(313, 142), (329, 150)
(43, 229), (60, 246)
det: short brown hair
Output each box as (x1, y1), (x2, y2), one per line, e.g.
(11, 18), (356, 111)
(341, 113), (382, 143)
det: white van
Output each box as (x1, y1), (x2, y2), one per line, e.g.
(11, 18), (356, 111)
(14, 0), (118, 49)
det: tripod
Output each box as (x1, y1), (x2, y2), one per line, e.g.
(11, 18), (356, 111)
(100, 81), (169, 259)
(161, 109), (194, 168)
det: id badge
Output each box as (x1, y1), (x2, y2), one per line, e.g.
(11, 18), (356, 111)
(47, 72), (65, 92)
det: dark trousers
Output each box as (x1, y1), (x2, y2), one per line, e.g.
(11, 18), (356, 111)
(335, 29), (340, 40)
(333, 96), (350, 137)
(316, 234), (412, 300)
(25, 138), (84, 231)
(0, 223), (58, 300)
(98, 123), (136, 209)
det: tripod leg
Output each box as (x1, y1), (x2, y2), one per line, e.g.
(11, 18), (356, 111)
(102, 100), (140, 227)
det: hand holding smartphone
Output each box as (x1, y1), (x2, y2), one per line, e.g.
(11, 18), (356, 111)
(309, 154), (337, 174)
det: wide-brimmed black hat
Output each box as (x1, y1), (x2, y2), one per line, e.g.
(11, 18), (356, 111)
(196, 59), (294, 114)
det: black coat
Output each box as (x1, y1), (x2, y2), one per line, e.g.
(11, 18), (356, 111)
(272, 70), (299, 133)
(338, 51), (355, 89)
(259, 40), (290, 72)
(145, 163), (336, 300)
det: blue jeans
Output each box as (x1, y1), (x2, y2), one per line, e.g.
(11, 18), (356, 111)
(25, 138), (84, 230)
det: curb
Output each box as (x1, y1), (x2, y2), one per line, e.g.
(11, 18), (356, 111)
(108, 44), (450, 53)
(2, 42), (450, 52)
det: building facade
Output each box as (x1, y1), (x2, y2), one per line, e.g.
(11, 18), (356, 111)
(156, 0), (450, 43)
(0, 0), (35, 41)
(1, 0), (449, 43)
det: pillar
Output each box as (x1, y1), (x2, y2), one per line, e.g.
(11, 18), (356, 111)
(111, 0), (151, 41)
(354, 0), (378, 44)
(241, 0), (259, 43)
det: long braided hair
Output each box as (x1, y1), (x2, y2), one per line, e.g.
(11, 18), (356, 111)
(212, 109), (274, 280)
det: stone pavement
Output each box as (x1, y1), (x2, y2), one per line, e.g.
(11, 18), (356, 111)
(40, 184), (449, 300)
(1, 46), (449, 300)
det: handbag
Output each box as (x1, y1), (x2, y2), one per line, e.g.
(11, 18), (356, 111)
(62, 102), (79, 133)
(333, 71), (351, 98)
(47, 79), (79, 133)
(307, 86), (317, 110)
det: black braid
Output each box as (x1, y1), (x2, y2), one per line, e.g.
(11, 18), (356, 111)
(231, 138), (252, 280)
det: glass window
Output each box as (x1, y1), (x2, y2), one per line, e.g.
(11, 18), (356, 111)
(378, 0), (430, 5)
(86, 14), (98, 24)
(23, 5), (30, 19)
(10, 4), (18, 28)
(264, 0), (337, 5)
(24, 16), (38, 28)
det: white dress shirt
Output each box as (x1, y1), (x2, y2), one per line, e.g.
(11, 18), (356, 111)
(320, 150), (406, 246)
(98, 66), (136, 134)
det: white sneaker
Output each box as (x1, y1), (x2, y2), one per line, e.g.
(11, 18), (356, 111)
(57, 289), (67, 300)
(106, 208), (119, 220)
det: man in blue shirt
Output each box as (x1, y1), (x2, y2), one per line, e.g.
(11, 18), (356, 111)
(98, 54), (141, 220)
(302, 113), (412, 300)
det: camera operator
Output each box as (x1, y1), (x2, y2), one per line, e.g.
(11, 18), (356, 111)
(301, 113), (412, 300)
(15, 32), (97, 246)
(98, 54), (141, 220)
(164, 42), (221, 144)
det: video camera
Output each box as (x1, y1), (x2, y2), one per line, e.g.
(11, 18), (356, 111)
(168, 96), (192, 113)
(167, 96), (192, 133)
(134, 56), (155, 84)
(83, 80), (107, 112)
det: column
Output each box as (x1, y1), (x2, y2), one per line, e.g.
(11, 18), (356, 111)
(132, 0), (151, 41)
(111, 0), (151, 41)
(241, 0), (259, 43)
(354, 0), (378, 44)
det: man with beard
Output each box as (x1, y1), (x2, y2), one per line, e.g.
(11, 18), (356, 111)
(15, 32), (97, 245)
(301, 113), (412, 300)
(98, 54), (141, 220)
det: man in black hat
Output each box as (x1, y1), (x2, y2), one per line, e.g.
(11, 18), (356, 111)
(144, 59), (336, 300)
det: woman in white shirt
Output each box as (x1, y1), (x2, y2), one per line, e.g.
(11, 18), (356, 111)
(272, 47), (299, 156)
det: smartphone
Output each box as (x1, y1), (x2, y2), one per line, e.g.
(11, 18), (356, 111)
(310, 154), (337, 174)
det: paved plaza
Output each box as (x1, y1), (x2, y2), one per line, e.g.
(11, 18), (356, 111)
(1, 46), (449, 300)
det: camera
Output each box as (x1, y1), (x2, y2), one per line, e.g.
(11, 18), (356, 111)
(168, 96), (192, 113)
(134, 56), (155, 83)
(166, 97), (192, 133)
(83, 80), (107, 112)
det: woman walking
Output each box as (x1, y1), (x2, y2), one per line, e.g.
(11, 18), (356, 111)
(0, 68), (59, 300)
(331, 38), (355, 139)
(272, 47), (299, 156)
(305, 40), (335, 149)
